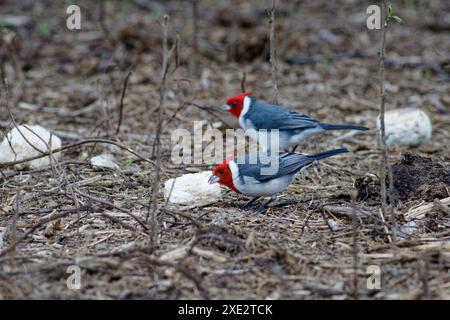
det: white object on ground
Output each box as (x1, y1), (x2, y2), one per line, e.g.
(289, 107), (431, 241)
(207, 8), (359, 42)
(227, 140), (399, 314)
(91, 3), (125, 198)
(164, 171), (221, 205)
(376, 108), (432, 147)
(0, 124), (62, 169)
(90, 154), (119, 170)
(397, 221), (418, 240)
(0, 227), (6, 250)
(159, 245), (227, 263)
(327, 219), (340, 232)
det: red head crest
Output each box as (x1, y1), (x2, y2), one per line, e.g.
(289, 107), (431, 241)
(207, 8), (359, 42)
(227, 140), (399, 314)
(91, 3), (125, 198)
(209, 155), (239, 193)
(223, 92), (253, 117)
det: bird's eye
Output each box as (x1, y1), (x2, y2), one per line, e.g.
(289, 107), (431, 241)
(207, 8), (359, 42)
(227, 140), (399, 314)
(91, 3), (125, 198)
(217, 168), (224, 175)
(231, 101), (238, 107)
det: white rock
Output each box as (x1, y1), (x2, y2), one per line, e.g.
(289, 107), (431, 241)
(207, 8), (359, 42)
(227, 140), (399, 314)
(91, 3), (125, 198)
(0, 125), (62, 169)
(376, 108), (432, 147)
(397, 221), (418, 240)
(164, 171), (221, 205)
(90, 154), (119, 170)
(327, 219), (340, 232)
(0, 227), (6, 250)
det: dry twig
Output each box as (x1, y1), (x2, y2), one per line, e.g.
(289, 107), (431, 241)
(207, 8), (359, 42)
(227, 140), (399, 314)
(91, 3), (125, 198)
(116, 70), (133, 135)
(378, 0), (390, 242)
(148, 15), (177, 246)
(0, 138), (157, 169)
(268, 0), (278, 104)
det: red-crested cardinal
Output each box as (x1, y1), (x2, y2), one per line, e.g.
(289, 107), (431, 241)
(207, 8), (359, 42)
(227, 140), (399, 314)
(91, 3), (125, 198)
(222, 92), (368, 150)
(208, 147), (348, 212)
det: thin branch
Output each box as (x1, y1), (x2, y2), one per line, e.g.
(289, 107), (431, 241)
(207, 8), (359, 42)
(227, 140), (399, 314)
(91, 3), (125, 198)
(268, 0), (278, 104)
(147, 15), (172, 247)
(0, 138), (157, 169)
(351, 191), (359, 299)
(2, 80), (46, 155)
(388, 164), (397, 245)
(99, 0), (117, 47)
(241, 71), (246, 93)
(162, 208), (202, 228)
(2, 160), (88, 179)
(190, 0), (199, 77)
(378, 0), (389, 241)
(3, 73), (81, 208)
(188, 102), (235, 128)
(9, 187), (20, 263)
(116, 70), (133, 135)
(74, 188), (148, 231)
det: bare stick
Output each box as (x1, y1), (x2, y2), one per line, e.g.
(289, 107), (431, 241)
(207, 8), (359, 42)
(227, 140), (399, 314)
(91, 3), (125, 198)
(388, 164), (397, 245)
(190, 0), (199, 77)
(99, 0), (116, 47)
(162, 208), (202, 228)
(3, 74), (84, 222)
(378, 0), (389, 240)
(268, 0), (278, 104)
(2, 160), (88, 179)
(116, 70), (133, 135)
(1, 33), (26, 100)
(241, 71), (246, 93)
(74, 188), (148, 231)
(0, 52), (6, 88)
(147, 15), (171, 246)
(21, 125), (81, 208)
(4, 74), (79, 206)
(9, 187), (20, 265)
(2, 79), (46, 155)
(352, 191), (359, 298)
(378, 207), (393, 243)
(0, 138), (157, 169)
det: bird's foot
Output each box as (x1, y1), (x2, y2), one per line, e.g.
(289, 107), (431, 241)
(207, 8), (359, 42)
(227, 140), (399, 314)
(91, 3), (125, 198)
(240, 197), (261, 210)
(251, 194), (277, 213)
(241, 203), (253, 210)
(253, 205), (269, 214)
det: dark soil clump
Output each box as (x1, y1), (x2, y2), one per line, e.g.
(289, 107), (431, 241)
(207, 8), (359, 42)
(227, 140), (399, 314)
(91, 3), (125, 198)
(393, 153), (449, 201)
(356, 153), (450, 204)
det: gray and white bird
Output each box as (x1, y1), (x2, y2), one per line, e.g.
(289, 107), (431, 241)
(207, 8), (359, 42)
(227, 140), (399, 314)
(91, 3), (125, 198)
(208, 148), (348, 212)
(222, 92), (368, 150)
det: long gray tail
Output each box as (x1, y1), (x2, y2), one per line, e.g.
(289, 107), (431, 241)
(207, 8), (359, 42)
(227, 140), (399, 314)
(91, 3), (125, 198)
(311, 148), (349, 161)
(320, 123), (368, 131)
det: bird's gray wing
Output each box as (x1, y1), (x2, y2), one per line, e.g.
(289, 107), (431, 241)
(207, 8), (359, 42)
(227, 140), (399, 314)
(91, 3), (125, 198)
(244, 101), (319, 130)
(235, 152), (314, 182)
(275, 152), (314, 176)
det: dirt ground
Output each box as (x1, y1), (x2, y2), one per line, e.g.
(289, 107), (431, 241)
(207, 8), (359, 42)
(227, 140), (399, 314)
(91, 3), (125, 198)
(0, 0), (449, 299)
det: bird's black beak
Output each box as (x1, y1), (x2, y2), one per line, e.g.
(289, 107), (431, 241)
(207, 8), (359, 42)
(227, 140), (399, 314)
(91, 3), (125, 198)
(221, 104), (231, 111)
(208, 175), (220, 184)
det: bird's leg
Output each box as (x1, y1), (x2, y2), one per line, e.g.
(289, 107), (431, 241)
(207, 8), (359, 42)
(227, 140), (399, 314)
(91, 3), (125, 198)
(291, 145), (299, 153)
(241, 196), (261, 210)
(254, 194), (278, 213)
